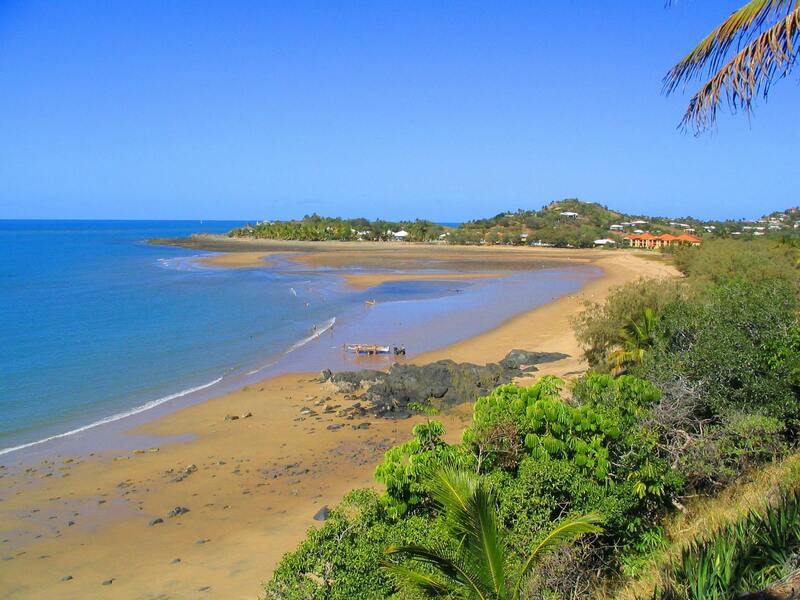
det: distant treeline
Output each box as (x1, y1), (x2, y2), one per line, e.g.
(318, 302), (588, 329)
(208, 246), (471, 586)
(229, 215), (445, 242)
(230, 199), (800, 248)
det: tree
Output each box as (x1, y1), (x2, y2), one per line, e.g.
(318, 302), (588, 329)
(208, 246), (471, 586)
(382, 468), (602, 600)
(609, 308), (660, 375)
(665, 0), (800, 131)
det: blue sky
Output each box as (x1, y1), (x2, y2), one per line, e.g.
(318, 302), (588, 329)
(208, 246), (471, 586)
(0, 1), (796, 221)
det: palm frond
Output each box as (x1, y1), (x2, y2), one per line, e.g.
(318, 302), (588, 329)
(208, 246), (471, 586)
(665, 1), (800, 131)
(428, 468), (506, 595)
(429, 467), (476, 529)
(513, 513), (603, 600)
(666, 0), (796, 87)
(385, 544), (492, 600)
(467, 485), (506, 596)
(380, 563), (453, 598)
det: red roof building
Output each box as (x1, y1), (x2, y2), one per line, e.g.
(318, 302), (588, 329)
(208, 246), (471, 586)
(625, 232), (700, 249)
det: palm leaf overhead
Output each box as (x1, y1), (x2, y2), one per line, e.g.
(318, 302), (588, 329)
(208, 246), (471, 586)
(383, 467), (603, 599)
(665, 0), (800, 131)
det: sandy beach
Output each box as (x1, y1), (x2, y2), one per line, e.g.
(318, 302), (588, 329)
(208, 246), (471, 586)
(0, 242), (678, 599)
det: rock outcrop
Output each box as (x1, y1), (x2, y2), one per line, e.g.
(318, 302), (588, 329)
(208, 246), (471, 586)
(320, 349), (567, 418)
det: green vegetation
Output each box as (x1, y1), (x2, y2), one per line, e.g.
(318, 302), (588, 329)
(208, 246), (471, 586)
(264, 238), (800, 599)
(447, 199), (637, 247)
(383, 467), (602, 600)
(230, 201), (800, 247)
(653, 490), (800, 599)
(230, 214), (445, 242)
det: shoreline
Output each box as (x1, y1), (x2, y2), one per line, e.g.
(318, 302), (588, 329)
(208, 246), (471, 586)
(0, 263), (593, 462)
(0, 245), (678, 599)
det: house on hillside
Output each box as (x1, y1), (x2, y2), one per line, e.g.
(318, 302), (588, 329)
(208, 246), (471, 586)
(625, 233), (701, 249)
(559, 211), (579, 218)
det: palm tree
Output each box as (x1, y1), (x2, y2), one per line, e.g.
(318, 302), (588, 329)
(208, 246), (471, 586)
(382, 468), (602, 599)
(665, 0), (800, 131)
(610, 308), (659, 375)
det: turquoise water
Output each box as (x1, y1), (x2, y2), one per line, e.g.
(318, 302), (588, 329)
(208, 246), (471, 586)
(0, 221), (598, 457)
(0, 221), (338, 453)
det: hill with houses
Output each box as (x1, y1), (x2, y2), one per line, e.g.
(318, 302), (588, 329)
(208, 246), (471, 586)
(229, 199), (800, 248)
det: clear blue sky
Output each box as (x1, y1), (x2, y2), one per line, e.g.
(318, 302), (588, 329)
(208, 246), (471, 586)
(0, 1), (796, 221)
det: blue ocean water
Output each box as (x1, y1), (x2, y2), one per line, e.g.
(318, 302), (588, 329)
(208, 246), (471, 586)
(0, 221), (600, 457)
(0, 220), (351, 453)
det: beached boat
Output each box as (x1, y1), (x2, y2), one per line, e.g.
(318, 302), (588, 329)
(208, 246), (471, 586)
(344, 343), (406, 356)
(345, 343), (391, 355)
(344, 343), (391, 355)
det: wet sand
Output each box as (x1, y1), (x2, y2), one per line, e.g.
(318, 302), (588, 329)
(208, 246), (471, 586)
(0, 243), (678, 599)
(0, 374), (470, 599)
(341, 271), (507, 290)
(196, 251), (287, 268)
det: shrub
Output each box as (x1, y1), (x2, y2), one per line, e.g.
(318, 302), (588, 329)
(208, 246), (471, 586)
(648, 278), (800, 425)
(673, 238), (800, 290)
(374, 420), (474, 518)
(466, 376), (680, 556)
(677, 413), (787, 491)
(573, 278), (684, 370)
(265, 488), (451, 599)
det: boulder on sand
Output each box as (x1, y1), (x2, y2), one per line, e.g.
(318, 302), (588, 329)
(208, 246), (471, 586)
(322, 349), (568, 417)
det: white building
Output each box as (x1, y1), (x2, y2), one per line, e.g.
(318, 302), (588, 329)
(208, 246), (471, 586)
(393, 230), (409, 241)
(594, 238), (616, 246)
(559, 211), (579, 218)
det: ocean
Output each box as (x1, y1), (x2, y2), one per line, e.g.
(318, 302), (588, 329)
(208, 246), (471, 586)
(0, 221), (599, 457)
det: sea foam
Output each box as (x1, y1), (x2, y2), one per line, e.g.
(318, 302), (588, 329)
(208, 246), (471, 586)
(247, 316), (336, 375)
(0, 377), (223, 457)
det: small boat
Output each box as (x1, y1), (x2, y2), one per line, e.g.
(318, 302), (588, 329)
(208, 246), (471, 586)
(344, 343), (391, 355)
(364, 299), (377, 306)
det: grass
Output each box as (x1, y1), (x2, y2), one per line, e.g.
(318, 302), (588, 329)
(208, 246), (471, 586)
(605, 450), (800, 600)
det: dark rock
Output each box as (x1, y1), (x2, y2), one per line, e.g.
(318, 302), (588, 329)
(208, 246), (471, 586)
(171, 464), (197, 483)
(171, 558), (181, 564)
(224, 414), (239, 421)
(102, 579), (114, 586)
(499, 349), (568, 371)
(167, 506), (190, 518)
(325, 349), (570, 417)
(61, 575), (73, 582)
(326, 424), (343, 431)
(313, 506), (330, 521)
(149, 517), (164, 526)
